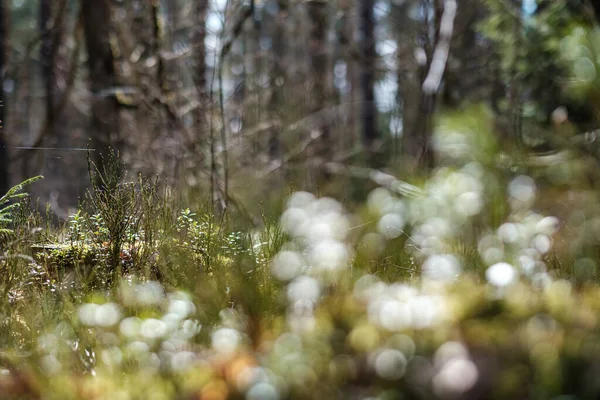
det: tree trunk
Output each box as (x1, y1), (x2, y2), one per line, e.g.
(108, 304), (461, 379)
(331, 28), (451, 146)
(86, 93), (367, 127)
(268, 0), (287, 163)
(149, 0), (175, 134)
(391, 0), (413, 161)
(40, 0), (53, 137)
(359, 0), (378, 166)
(307, 0), (331, 170)
(508, 0), (523, 144)
(401, 0), (439, 171)
(243, 7), (258, 158)
(81, 0), (119, 173)
(195, 0), (208, 131)
(150, 0), (165, 92)
(39, 0), (68, 144)
(165, 0), (180, 113)
(339, 0), (359, 151)
(0, 0), (7, 194)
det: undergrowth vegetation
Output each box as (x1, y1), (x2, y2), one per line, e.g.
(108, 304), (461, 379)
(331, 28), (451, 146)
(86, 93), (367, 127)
(2, 120), (600, 399)
(8, 2), (600, 399)
(8, 98), (600, 399)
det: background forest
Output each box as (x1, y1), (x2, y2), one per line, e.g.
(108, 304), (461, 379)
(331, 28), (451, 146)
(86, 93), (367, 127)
(2, 0), (598, 213)
(6, 0), (600, 399)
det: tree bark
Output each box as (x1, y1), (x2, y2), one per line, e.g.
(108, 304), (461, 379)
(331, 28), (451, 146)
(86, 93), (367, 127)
(40, 0), (53, 137)
(339, 0), (358, 151)
(81, 0), (119, 174)
(359, 0), (378, 166)
(0, 0), (7, 194)
(508, 0), (523, 144)
(195, 0), (208, 131)
(401, 0), (440, 171)
(307, 0), (331, 167)
(39, 0), (68, 142)
(268, 0), (288, 163)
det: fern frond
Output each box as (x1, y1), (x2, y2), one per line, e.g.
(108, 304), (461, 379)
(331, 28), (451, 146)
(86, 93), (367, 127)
(0, 176), (43, 235)
(0, 176), (43, 205)
(0, 203), (21, 215)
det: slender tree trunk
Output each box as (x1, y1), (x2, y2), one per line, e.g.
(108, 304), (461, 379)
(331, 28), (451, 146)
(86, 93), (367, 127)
(307, 0), (331, 171)
(149, 0), (175, 135)
(81, 0), (119, 173)
(195, 0), (208, 133)
(16, 0), (69, 182)
(508, 0), (523, 143)
(391, 0), (413, 162)
(244, 8), (259, 158)
(359, 0), (378, 166)
(0, 0), (7, 194)
(151, 0), (165, 92)
(441, 0), (478, 107)
(268, 0), (287, 163)
(39, 0), (67, 146)
(40, 0), (53, 138)
(401, 0), (439, 171)
(165, 0), (180, 114)
(339, 0), (358, 151)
